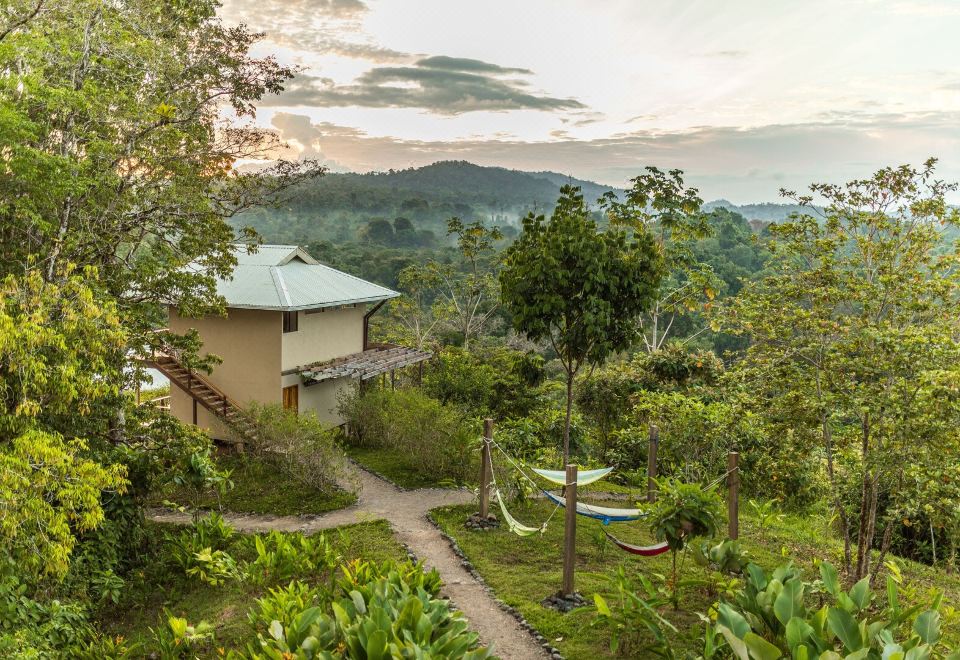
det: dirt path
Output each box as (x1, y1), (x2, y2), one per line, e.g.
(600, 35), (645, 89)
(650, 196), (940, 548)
(149, 462), (548, 659)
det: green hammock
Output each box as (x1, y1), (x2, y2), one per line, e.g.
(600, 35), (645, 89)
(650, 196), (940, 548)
(494, 489), (543, 537)
(532, 467), (613, 486)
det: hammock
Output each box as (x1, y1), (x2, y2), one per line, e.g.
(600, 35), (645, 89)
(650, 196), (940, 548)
(542, 490), (647, 524)
(494, 489), (543, 537)
(604, 530), (670, 556)
(532, 467), (613, 486)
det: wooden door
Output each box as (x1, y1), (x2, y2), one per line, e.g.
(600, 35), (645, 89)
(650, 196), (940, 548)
(282, 385), (299, 413)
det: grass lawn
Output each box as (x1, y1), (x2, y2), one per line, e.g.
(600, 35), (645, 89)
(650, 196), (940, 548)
(345, 445), (476, 490)
(431, 500), (960, 659)
(152, 451), (357, 516)
(100, 519), (407, 650)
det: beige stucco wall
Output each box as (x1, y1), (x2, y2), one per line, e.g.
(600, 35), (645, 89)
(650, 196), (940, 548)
(281, 306), (365, 371)
(280, 373), (352, 426)
(167, 306), (282, 440)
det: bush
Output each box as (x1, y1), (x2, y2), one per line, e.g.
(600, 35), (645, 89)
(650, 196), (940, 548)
(339, 387), (478, 485)
(247, 559), (491, 659)
(424, 346), (545, 419)
(239, 403), (351, 495)
(611, 390), (822, 507)
(711, 560), (957, 659)
(245, 531), (341, 587)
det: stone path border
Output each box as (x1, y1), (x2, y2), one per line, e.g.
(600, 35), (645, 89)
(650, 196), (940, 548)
(148, 460), (551, 659)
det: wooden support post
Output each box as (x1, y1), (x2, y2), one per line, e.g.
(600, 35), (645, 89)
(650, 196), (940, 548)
(728, 451), (740, 540)
(561, 463), (578, 596)
(479, 418), (493, 518)
(418, 361), (424, 386)
(135, 382), (141, 406)
(391, 369), (396, 391)
(192, 398), (198, 425)
(647, 424), (659, 503)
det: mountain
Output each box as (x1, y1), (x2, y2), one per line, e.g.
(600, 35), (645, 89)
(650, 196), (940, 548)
(236, 161), (623, 245)
(703, 199), (814, 224)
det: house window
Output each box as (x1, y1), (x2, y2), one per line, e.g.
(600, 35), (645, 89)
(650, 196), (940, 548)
(282, 385), (299, 413)
(282, 311), (298, 333)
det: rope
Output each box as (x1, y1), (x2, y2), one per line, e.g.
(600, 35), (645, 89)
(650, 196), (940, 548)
(483, 437), (562, 532)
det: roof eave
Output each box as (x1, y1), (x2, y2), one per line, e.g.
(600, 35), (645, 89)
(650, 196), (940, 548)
(221, 292), (400, 312)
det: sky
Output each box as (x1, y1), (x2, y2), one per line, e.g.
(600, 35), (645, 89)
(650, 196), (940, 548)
(220, 0), (960, 203)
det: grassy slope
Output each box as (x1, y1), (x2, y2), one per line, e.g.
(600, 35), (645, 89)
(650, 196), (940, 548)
(152, 452), (356, 516)
(432, 501), (960, 659)
(101, 520), (407, 649)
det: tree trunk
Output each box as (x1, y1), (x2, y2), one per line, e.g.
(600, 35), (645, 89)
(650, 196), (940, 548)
(854, 414), (878, 580)
(823, 409), (852, 573)
(563, 371), (573, 466)
(872, 517), (895, 587)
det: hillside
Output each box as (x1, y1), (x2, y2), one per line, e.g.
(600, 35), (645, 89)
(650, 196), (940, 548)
(236, 161), (813, 246)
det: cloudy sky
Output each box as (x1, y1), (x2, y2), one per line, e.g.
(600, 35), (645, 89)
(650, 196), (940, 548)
(222, 0), (960, 202)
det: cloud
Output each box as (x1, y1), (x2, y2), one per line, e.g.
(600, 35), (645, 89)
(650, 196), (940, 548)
(704, 49), (748, 58)
(265, 111), (960, 203)
(260, 58), (585, 114)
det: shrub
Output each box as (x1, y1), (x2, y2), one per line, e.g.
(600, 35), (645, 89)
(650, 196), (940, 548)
(238, 403), (351, 495)
(424, 346), (545, 418)
(148, 612), (215, 659)
(247, 559), (491, 659)
(711, 560), (957, 659)
(245, 531), (340, 587)
(339, 387), (478, 485)
(165, 512), (236, 575)
(592, 565), (676, 657)
(248, 581), (323, 632)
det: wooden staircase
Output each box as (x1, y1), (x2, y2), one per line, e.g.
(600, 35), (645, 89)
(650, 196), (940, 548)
(149, 354), (258, 445)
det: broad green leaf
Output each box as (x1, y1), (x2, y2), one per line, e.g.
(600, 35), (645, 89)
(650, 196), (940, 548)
(744, 632), (782, 660)
(827, 608), (862, 652)
(912, 610), (940, 645)
(718, 603), (752, 639)
(786, 617), (814, 650)
(717, 624), (750, 660)
(848, 577), (871, 611)
(843, 649), (869, 660)
(820, 563), (840, 597)
(775, 580), (805, 625)
(594, 593), (611, 617)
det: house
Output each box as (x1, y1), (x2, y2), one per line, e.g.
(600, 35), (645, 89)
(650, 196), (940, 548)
(149, 244), (431, 443)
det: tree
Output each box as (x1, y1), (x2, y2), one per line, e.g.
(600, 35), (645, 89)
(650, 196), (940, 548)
(0, 0), (322, 353)
(727, 159), (960, 580)
(500, 185), (664, 464)
(602, 168), (719, 352)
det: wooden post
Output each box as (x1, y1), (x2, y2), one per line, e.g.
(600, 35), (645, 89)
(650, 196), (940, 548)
(391, 369), (396, 391)
(418, 361), (424, 386)
(728, 451), (740, 540)
(647, 424), (659, 503)
(479, 418), (493, 518)
(192, 398), (198, 425)
(561, 463), (578, 596)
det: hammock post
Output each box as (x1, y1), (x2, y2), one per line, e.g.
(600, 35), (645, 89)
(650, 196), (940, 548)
(727, 451), (740, 540)
(561, 463), (578, 596)
(479, 418), (493, 519)
(647, 424), (659, 503)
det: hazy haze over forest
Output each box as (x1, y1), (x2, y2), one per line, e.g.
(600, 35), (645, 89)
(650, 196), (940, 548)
(220, 0), (960, 203)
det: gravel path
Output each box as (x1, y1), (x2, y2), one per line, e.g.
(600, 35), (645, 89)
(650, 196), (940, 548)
(148, 461), (548, 659)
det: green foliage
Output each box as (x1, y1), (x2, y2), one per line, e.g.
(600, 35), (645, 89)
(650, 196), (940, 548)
(149, 612), (215, 659)
(726, 159), (960, 578)
(238, 403), (352, 497)
(247, 559), (491, 659)
(166, 512), (236, 577)
(749, 499), (786, 540)
(650, 478), (724, 603)
(501, 184), (664, 462)
(694, 539), (750, 574)
(172, 448), (233, 522)
(339, 387), (478, 486)
(248, 582), (324, 632)
(592, 565), (677, 657)
(423, 346), (545, 419)
(246, 531), (341, 587)
(712, 560), (958, 659)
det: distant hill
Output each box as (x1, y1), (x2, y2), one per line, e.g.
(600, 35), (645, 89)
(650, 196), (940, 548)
(237, 161), (623, 245)
(703, 199), (815, 224)
(238, 161), (813, 246)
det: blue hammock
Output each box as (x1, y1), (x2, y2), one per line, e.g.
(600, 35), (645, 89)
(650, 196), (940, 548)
(542, 490), (648, 525)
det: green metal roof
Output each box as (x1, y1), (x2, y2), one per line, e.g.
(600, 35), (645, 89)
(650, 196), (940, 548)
(214, 245), (398, 311)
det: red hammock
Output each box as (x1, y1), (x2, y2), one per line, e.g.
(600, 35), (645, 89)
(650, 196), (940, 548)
(604, 530), (670, 557)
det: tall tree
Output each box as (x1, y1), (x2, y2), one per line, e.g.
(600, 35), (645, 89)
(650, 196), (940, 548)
(500, 186), (664, 464)
(602, 168), (719, 352)
(727, 159), (960, 579)
(0, 0), (322, 352)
